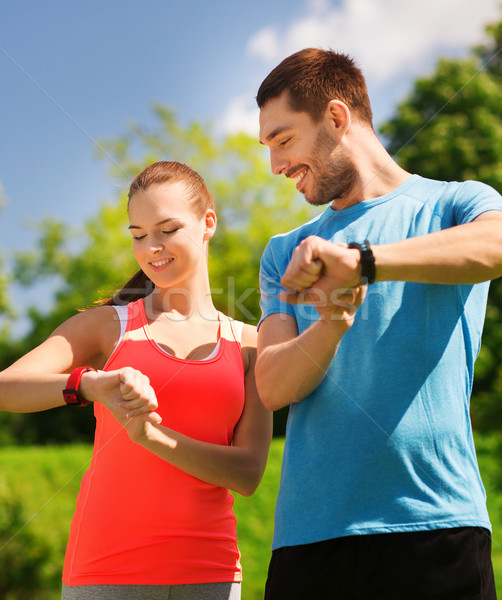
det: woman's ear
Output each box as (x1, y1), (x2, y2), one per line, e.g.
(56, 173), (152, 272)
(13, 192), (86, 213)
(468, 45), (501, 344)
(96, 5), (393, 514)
(203, 209), (217, 241)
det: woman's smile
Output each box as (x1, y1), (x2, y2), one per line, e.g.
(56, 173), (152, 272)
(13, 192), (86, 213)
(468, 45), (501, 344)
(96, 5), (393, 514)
(149, 257), (174, 272)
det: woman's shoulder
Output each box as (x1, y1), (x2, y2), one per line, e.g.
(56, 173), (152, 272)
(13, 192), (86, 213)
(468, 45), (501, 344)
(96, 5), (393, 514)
(58, 304), (122, 328)
(231, 321), (257, 374)
(51, 304), (125, 349)
(240, 323), (257, 348)
(220, 315), (256, 346)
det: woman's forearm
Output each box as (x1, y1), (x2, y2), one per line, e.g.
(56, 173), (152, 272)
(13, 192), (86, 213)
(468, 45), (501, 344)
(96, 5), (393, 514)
(135, 424), (267, 497)
(0, 372), (69, 412)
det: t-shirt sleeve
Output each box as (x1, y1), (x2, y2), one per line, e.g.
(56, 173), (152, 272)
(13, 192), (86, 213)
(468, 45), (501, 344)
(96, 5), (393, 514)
(453, 180), (502, 225)
(258, 238), (296, 330)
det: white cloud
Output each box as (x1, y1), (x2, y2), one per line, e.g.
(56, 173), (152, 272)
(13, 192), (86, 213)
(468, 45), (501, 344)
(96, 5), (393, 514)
(221, 0), (501, 133)
(246, 0), (501, 85)
(218, 96), (259, 137)
(247, 27), (280, 62)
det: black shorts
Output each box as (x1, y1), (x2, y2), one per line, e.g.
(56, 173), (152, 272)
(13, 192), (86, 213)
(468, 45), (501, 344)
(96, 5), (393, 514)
(264, 527), (496, 600)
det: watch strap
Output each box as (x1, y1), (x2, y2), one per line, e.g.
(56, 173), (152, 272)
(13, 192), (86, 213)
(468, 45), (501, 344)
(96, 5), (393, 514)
(63, 366), (96, 406)
(348, 240), (376, 285)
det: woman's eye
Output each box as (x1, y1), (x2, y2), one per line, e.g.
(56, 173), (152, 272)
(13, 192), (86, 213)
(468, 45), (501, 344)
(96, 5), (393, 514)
(279, 138), (291, 147)
(162, 228), (179, 235)
(132, 234), (146, 241)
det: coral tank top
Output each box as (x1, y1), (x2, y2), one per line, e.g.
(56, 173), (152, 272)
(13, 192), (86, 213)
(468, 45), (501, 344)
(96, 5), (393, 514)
(63, 299), (245, 585)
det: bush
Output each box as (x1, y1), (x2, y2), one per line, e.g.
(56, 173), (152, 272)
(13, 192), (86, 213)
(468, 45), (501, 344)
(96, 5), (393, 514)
(0, 442), (281, 600)
(1, 438), (501, 599)
(0, 445), (92, 599)
(0, 481), (54, 599)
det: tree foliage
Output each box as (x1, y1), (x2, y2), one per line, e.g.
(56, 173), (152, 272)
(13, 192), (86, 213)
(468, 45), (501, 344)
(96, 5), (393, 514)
(0, 107), (317, 443)
(0, 186), (12, 320)
(5, 16), (502, 442)
(380, 18), (502, 431)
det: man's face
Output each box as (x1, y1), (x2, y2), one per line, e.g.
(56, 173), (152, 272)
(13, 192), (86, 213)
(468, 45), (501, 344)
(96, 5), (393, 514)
(259, 93), (358, 206)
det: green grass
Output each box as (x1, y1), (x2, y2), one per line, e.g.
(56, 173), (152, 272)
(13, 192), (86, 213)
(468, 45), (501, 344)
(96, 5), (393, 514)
(232, 439), (283, 599)
(0, 444), (94, 599)
(1, 436), (502, 599)
(0, 442), (282, 600)
(474, 433), (502, 595)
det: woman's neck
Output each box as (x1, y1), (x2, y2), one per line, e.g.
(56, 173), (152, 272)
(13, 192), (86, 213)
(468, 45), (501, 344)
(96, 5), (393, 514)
(145, 279), (218, 322)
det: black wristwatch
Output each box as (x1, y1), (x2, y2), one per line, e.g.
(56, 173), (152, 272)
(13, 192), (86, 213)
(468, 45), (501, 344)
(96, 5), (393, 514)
(348, 240), (376, 284)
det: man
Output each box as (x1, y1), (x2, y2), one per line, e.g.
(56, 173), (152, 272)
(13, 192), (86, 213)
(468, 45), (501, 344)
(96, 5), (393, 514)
(255, 47), (502, 599)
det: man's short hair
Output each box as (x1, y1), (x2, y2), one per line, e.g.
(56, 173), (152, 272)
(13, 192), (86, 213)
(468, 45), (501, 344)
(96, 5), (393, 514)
(256, 48), (373, 127)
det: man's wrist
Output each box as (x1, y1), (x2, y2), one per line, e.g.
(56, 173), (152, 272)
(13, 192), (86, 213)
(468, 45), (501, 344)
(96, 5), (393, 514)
(348, 240), (376, 284)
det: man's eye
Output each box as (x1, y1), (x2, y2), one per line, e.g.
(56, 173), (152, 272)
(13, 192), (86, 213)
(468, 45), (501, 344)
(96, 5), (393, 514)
(279, 138), (291, 147)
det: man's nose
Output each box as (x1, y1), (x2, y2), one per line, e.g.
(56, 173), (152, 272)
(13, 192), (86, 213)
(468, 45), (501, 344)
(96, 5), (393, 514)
(270, 150), (288, 176)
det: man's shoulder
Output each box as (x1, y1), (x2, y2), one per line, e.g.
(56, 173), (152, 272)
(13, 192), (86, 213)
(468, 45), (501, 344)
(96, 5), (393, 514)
(409, 175), (499, 200)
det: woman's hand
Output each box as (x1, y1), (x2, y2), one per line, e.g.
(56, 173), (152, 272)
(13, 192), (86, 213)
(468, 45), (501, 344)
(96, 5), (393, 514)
(80, 367), (162, 439)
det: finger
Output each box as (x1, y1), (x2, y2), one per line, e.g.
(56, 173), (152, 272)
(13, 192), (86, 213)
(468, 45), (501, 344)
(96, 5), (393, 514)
(123, 387), (159, 414)
(125, 409), (162, 424)
(119, 367), (148, 389)
(354, 285), (368, 307)
(332, 289), (357, 301)
(281, 268), (323, 293)
(121, 397), (151, 410)
(120, 371), (152, 402)
(118, 368), (139, 397)
(282, 257), (323, 283)
(308, 258), (323, 276)
(278, 289), (301, 305)
(278, 289), (326, 306)
(141, 411), (162, 425)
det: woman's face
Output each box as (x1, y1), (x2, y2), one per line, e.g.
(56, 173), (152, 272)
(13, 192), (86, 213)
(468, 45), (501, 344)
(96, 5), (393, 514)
(128, 180), (216, 291)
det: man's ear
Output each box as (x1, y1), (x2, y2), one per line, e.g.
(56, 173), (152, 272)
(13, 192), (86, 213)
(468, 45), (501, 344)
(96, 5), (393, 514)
(326, 100), (351, 137)
(203, 209), (217, 241)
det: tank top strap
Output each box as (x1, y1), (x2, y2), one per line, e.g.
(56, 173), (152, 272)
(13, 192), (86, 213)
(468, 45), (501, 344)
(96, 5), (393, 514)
(126, 299), (148, 332)
(218, 312), (241, 347)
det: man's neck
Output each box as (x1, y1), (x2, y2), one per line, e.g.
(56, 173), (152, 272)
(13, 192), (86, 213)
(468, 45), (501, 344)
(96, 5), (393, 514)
(331, 132), (411, 210)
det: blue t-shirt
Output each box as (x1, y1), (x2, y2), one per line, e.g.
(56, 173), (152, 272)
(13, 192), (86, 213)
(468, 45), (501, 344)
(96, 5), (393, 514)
(259, 174), (502, 550)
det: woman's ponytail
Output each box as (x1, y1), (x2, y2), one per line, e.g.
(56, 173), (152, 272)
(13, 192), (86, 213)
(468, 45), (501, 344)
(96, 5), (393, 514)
(101, 270), (154, 306)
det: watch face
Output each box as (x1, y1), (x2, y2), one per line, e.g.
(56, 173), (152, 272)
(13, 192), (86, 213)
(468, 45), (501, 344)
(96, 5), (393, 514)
(63, 367), (94, 406)
(64, 390), (78, 404)
(63, 389), (86, 405)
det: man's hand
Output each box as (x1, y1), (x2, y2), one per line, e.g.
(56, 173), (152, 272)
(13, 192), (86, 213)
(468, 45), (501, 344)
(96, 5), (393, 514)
(279, 236), (363, 309)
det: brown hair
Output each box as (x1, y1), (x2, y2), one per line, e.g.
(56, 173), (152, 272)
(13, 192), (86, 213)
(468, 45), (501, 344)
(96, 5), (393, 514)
(128, 160), (214, 217)
(103, 161), (214, 306)
(256, 48), (373, 126)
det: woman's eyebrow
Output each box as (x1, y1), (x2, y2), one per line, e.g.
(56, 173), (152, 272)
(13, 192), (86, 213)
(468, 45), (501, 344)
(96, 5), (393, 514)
(128, 217), (180, 230)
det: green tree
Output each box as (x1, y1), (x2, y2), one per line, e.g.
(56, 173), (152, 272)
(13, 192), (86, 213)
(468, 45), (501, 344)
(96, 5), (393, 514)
(2, 108), (317, 442)
(98, 106), (318, 321)
(380, 17), (502, 431)
(0, 185), (23, 444)
(0, 185), (13, 319)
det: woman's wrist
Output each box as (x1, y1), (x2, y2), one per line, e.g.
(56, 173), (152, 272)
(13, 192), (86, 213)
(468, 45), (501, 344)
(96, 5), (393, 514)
(77, 370), (100, 404)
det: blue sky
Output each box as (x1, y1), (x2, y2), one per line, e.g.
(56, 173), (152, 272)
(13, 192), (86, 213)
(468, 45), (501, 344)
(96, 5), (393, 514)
(1, 0), (501, 320)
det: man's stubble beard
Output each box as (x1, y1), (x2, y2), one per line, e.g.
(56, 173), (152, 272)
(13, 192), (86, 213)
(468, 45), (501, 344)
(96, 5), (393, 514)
(305, 126), (359, 207)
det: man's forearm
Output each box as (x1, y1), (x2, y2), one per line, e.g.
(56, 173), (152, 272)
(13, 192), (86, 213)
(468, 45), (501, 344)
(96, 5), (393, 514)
(374, 215), (502, 285)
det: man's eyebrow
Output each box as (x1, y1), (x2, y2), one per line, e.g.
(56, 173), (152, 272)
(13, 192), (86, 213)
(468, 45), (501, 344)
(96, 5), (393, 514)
(128, 217), (179, 230)
(259, 125), (290, 145)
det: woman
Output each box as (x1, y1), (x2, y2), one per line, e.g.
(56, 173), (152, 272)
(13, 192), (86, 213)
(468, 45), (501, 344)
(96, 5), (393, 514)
(0, 161), (273, 600)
